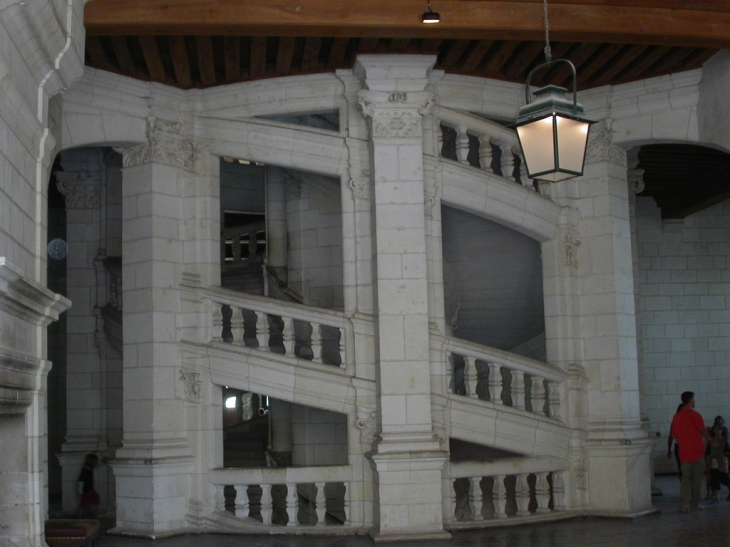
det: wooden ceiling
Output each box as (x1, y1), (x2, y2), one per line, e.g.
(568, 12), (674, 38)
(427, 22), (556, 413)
(84, 0), (730, 218)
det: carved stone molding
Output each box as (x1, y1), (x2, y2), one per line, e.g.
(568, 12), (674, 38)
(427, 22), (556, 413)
(563, 234), (581, 269)
(585, 122), (626, 167)
(356, 411), (378, 445)
(55, 171), (101, 209)
(180, 369), (202, 404)
(121, 117), (199, 172)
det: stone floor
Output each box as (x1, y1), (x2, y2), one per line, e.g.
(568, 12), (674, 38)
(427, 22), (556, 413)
(96, 475), (730, 547)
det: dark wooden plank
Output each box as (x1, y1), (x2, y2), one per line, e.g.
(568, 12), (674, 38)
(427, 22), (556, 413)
(223, 36), (241, 82)
(459, 40), (493, 73)
(276, 36), (296, 75)
(250, 36), (267, 78)
(616, 45), (672, 81)
(85, 36), (113, 71)
(301, 37), (322, 72)
(503, 41), (544, 79)
(195, 36), (217, 87)
(576, 43), (624, 87)
(441, 40), (471, 69)
(588, 44), (646, 87)
(110, 36), (137, 76)
(168, 36), (192, 88)
(480, 40), (521, 75)
(326, 37), (349, 69)
(138, 35), (167, 82)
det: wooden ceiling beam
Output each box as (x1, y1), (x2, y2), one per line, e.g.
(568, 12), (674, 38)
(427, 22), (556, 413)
(84, 0), (730, 48)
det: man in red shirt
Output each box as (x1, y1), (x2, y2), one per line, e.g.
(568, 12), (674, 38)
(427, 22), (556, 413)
(670, 391), (711, 512)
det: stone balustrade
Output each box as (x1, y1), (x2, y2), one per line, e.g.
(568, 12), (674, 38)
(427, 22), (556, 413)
(434, 105), (532, 189)
(435, 335), (566, 420)
(446, 457), (567, 526)
(221, 220), (267, 263)
(209, 465), (351, 528)
(209, 288), (353, 369)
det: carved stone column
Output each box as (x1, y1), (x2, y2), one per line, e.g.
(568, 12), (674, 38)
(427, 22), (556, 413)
(542, 121), (655, 516)
(112, 117), (196, 536)
(355, 54), (449, 542)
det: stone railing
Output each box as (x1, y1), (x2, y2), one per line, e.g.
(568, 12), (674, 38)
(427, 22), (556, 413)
(445, 457), (567, 526)
(434, 106), (532, 189)
(209, 288), (355, 369)
(209, 465), (351, 528)
(435, 335), (566, 420)
(221, 220), (267, 264)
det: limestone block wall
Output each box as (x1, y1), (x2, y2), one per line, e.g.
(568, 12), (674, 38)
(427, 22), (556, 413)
(287, 173), (343, 310)
(636, 196), (730, 471)
(291, 404), (348, 466)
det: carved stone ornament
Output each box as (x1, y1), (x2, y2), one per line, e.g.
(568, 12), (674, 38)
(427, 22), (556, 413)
(628, 168), (646, 194)
(355, 412), (378, 445)
(180, 369), (202, 404)
(349, 177), (370, 200)
(122, 117), (199, 172)
(55, 171), (101, 209)
(563, 233), (581, 268)
(584, 121), (627, 167)
(371, 110), (423, 139)
(357, 90), (434, 140)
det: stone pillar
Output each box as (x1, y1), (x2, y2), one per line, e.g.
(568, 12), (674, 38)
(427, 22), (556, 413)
(355, 55), (449, 541)
(112, 118), (195, 536)
(55, 149), (108, 516)
(542, 122), (655, 516)
(265, 166), (289, 289)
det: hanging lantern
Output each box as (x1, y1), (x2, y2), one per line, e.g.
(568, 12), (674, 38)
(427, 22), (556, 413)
(514, 59), (595, 182)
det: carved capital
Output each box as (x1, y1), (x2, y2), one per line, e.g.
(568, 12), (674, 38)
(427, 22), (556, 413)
(121, 117), (199, 172)
(628, 168), (645, 194)
(585, 121), (627, 167)
(355, 411), (378, 445)
(349, 177), (370, 200)
(55, 171), (101, 209)
(563, 233), (581, 269)
(357, 90), (434, 139)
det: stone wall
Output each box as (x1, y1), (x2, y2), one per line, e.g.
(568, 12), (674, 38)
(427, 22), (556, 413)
(636, 196), (730, 471)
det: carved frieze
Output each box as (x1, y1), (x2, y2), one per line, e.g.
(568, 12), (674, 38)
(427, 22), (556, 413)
(122, 117), (199, 172)
(357, 90), (434, 140)
(563, 234), (581, 269)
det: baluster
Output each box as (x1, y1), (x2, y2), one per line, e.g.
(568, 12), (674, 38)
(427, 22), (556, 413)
(343, 482), (350, 526)
(260, 483), (273, 525)
(311, 322), (323, 363)
(449, 479), (458, 522)
(493, 475), (507, 519)
(456, 125), (470, 164)
(500, 144), (515, 181)
(338, 326), (346, 368)
(315, 481), (327, 526)
(230, 306), (244, 344)
(515, 474), (531, 517)
(232, 234), (242, 261)
(531, 377), (547, 416)
(212, 305), (224, 342)
(487, 362), (503, 404)
(552, 471), (565, 511)
(535, 472), (551, 514)
(285, 482), (299, 526)
(213, 485), (226, 512)
(519, 158), (530, 188)
(512, 370), (525, 410)
(282, 317), (295, 357)
(437, 123), (444, 157)
(469, 477), (484, 521)
(547, 381), (561, 419)
(255, 311), (269, 350)
(247, 230), (257, 258)
(234, 484), (249, 518)
(478, 135), (493, 173)
(464, 355), (477, 399)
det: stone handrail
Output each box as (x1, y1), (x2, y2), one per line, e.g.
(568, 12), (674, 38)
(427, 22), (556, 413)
(209, 465), (352, 527)
(433, 334), (567, 420)
(208, 287), (363, 371)
(434, 105), (532, 189)
(445, 457), (567, 525)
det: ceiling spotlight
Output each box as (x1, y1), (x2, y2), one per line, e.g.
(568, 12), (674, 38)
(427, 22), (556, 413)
(422, 1), (440, 23)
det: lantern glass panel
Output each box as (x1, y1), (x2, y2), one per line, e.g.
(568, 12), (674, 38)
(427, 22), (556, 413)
(556, 116), (590, 174)
(516, 116), (555, 177)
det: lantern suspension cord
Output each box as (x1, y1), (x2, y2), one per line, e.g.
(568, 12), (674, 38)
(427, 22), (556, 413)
(543, 0), (552, 63)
